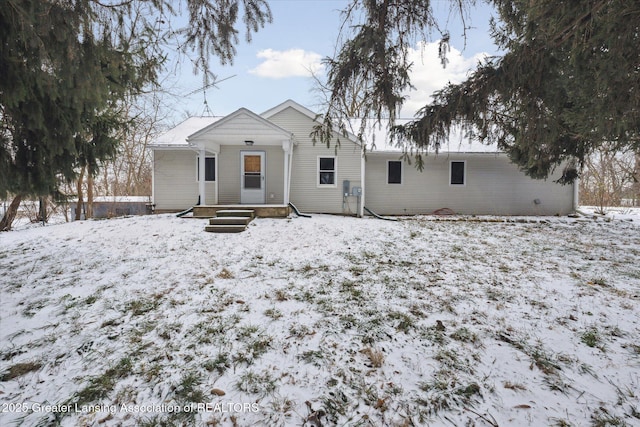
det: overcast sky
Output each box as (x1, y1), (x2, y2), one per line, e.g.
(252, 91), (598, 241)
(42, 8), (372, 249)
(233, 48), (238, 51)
(161, 0), (498, 123)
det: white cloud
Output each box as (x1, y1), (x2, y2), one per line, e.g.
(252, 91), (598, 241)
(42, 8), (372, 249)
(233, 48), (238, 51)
(249, 49), (324, 78)
(402, 41), (488, 116)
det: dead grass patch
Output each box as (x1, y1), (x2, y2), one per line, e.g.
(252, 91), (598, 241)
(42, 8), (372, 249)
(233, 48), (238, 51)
(216, 268), (234, 279)
(360, 347), (385, 368)
(0, 361), (42, 381)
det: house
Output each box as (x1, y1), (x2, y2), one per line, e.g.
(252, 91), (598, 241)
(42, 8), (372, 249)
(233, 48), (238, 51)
(150, 100), (578, 217)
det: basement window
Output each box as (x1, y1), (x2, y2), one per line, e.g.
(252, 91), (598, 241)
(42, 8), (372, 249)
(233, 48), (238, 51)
(450, 161), (466, 185)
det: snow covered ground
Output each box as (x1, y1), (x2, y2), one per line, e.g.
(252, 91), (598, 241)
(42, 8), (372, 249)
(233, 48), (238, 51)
(1, 211), (639, 426)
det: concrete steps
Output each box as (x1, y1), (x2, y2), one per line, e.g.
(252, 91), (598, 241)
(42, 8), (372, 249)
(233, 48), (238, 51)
(204, 210), (254, 233)
(209, 216), (252, 226)
(192, 205), (288, 218)
(215, 209), (255, 219)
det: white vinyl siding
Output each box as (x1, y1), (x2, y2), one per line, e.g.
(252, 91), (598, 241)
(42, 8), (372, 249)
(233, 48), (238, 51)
(153, 150), (215, 210)
(266, 106), (363, 214)
(365, 153), (574, 216)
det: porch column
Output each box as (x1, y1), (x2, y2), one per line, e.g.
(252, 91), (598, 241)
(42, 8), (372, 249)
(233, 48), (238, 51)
(213, 150), (219, 205)
(198, 146), (206, 205)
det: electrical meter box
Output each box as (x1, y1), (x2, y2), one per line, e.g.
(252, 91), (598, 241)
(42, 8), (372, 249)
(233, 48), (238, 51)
(342, 180), (350, 197)
(352, 186), (362, 196)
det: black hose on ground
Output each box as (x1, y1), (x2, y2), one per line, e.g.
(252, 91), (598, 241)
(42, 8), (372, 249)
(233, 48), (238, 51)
(288, 202), (312, 218)
(364, 206), (398, 221)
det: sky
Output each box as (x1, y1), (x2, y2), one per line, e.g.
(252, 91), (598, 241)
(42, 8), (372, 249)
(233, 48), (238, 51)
(161, 0), (499, 124)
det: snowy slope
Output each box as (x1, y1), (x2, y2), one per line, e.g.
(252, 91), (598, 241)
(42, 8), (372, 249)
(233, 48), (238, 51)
(1, 212), (639, 426)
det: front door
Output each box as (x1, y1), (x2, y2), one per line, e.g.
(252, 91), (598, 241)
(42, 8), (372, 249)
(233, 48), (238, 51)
(240, 151), (265, 204)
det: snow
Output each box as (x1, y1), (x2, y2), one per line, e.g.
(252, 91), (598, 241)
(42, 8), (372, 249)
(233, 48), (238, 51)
(1, 211), (639, 426)
(351, 119), (500, 154)
(152, 116), (221, 146)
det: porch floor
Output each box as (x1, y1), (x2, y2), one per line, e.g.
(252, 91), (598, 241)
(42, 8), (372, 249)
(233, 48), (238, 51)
(192, 204), (290, 218)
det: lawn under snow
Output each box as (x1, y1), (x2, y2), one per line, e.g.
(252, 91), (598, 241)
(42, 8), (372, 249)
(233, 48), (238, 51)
(1, 212), (639, 427)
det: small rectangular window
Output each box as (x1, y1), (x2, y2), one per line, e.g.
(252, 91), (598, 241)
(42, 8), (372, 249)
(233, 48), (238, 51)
(318, 157), (336, 186)
(197, 157), (216, 181)
(388, 160), (402, 184)
(450, 161), (465, 185)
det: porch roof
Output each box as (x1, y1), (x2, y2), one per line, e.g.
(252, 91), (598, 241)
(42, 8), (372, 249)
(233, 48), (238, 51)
(188, 107), (295, 148)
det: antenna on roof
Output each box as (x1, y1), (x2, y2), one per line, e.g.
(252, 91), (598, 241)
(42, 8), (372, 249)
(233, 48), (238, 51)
(183, 74), (237, 116)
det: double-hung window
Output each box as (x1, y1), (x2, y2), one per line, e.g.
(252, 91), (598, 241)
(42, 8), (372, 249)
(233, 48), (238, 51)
(318, 156), (336, 186)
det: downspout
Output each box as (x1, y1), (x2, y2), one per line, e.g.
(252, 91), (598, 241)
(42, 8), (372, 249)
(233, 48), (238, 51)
(287, 140), (294, 205)
(151, 149), (156, 209)
(282, 139), (291, 205)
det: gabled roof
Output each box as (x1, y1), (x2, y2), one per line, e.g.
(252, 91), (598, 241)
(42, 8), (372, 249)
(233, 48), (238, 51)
(260, 99), (319, 121)
(262, 99), (363, 147)
(151, 116), (221, 147)
(261, 100), (497, 153)
(153, 101), (498, 153)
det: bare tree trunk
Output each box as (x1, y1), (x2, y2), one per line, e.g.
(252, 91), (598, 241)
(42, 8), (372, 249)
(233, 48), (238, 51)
(38, 197), (47, 224)
(634, 151), (640, 207)
(87, 172), (94, 219)
(103, 165), (110, 196)
(75, 165), (85, 221)
(0, 194), (23, 231)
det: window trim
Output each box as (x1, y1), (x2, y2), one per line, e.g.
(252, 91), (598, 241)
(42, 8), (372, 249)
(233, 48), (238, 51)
(317, 156), (337, 187)
(387, 160), (403, 185)
(449, 160), (466, 186)
(196, 156), (216, 182)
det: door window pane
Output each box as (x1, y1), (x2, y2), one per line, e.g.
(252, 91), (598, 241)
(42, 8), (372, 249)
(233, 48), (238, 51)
(244, 175), (261, 189)
(244, 155), (261, 173)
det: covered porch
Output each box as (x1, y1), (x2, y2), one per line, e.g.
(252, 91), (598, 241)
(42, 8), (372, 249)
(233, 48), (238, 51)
(188, 108), (297, 208)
